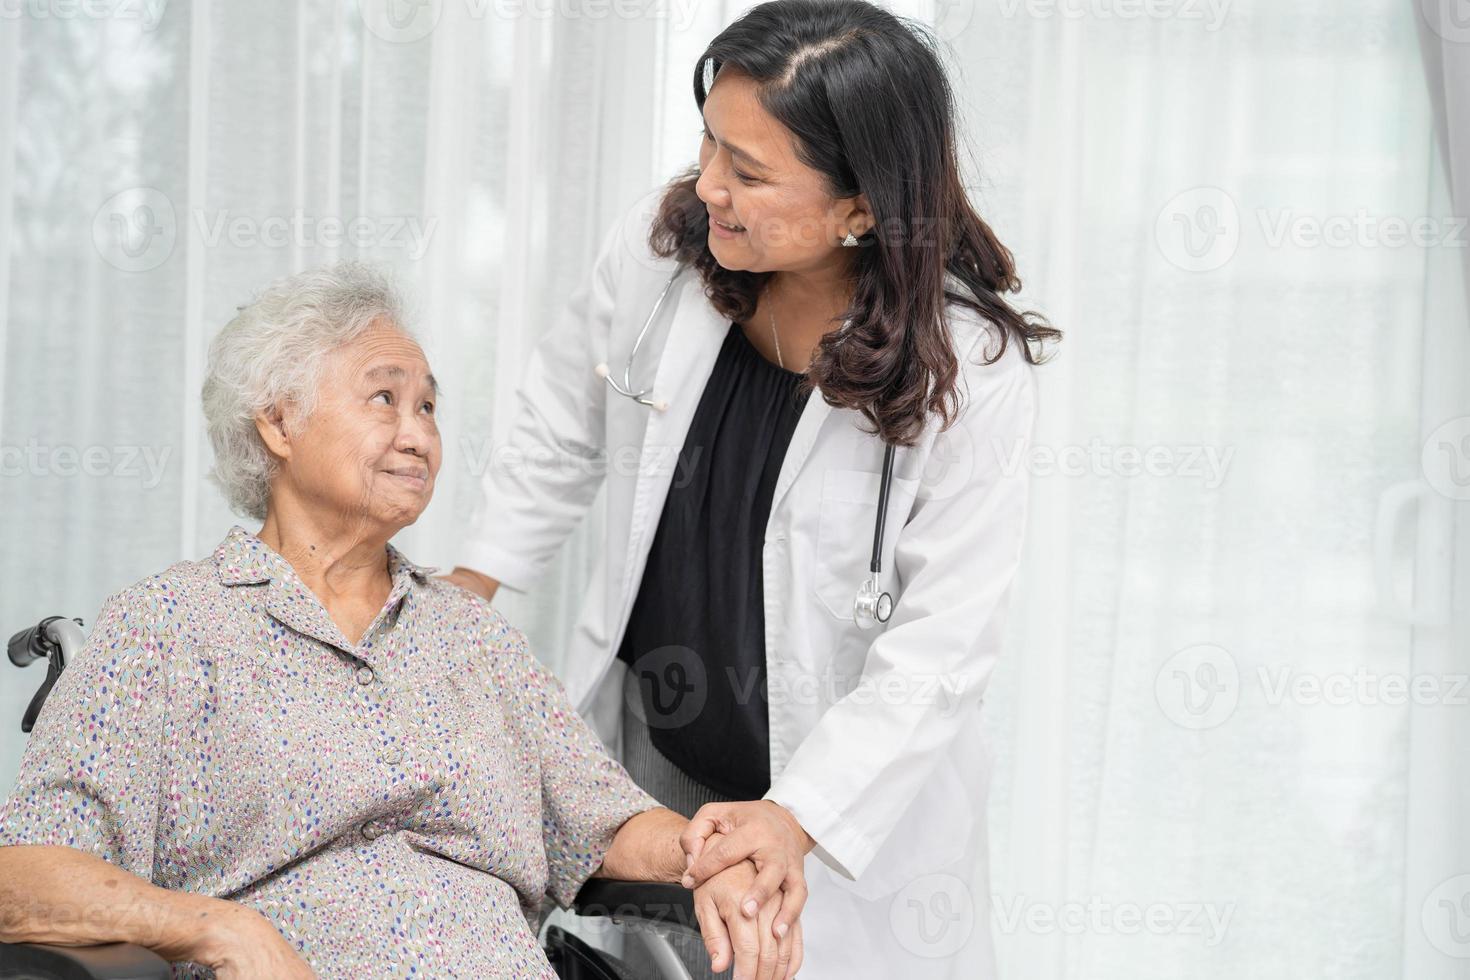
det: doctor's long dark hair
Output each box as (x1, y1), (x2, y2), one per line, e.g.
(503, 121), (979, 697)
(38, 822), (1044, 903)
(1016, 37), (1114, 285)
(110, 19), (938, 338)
(650, 0), (1058, 447)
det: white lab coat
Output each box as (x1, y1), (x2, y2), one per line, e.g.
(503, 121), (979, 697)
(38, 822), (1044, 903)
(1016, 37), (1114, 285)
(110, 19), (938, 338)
(463, 191), (1037, 979)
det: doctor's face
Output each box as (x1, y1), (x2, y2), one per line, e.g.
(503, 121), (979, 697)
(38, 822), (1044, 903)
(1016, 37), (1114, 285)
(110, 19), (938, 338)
(694, 67), (870, 277)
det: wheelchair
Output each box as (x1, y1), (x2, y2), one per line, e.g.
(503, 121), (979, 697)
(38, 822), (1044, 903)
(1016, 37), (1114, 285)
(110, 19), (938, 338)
(1, 616), (704, 980)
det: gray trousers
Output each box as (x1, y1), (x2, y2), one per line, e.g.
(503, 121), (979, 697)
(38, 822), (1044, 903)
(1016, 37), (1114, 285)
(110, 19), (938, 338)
(620, 670), (738, 979)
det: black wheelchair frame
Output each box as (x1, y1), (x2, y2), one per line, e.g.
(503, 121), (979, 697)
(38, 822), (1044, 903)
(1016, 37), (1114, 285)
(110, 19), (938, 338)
(1, 616), (701, 980)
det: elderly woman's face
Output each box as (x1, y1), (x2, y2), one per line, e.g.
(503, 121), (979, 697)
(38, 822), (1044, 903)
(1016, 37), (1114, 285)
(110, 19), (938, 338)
(274, 324), (441, 531)
(694, 67), (867, 276)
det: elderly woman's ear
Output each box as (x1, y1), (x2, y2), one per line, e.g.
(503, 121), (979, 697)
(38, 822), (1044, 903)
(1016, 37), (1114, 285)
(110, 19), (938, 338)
(253, 407), (293, 461)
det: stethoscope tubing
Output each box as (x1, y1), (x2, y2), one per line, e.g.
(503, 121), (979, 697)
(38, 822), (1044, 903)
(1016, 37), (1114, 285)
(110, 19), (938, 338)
(597, 262), (897, 627)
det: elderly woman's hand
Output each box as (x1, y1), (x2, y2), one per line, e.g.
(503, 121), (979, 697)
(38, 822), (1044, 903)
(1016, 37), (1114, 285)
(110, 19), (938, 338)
(680, 800), (813, 943)
(692, 849), (802, 980)
(196, 903), (319, 980)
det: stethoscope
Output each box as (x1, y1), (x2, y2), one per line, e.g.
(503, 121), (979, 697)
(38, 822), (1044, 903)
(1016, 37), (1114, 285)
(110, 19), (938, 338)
(595, 264), (898, 629)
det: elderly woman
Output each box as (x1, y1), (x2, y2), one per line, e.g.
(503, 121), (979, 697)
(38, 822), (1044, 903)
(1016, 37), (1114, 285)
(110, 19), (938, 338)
(0, 264), (804, 979)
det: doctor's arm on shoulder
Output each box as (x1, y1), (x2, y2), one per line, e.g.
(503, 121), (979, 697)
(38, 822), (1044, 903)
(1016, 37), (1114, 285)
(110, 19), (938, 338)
(441, 211), (633, 601)
(682, 340), (1038, 934)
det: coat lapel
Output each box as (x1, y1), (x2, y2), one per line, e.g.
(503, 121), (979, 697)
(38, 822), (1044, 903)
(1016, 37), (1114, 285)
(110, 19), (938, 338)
(770, 386), (833, 518)
(614, 276), (729, 639)
(610, 275), (844, 646)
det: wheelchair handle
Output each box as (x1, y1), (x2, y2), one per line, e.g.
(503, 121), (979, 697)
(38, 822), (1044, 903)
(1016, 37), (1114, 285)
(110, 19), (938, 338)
(8, 616), (84, 669)
(9, 616), (86, 734)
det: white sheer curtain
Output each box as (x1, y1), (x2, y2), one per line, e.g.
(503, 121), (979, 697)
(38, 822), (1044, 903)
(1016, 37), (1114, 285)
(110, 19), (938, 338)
(0, 2), (1464, 978)
(971, 2), (1467, 978)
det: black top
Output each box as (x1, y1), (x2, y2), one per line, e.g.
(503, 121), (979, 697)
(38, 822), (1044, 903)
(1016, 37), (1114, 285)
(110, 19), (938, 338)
(616, 321), (811, 799)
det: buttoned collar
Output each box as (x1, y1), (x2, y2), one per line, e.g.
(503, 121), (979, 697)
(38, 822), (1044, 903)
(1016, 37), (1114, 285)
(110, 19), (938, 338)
(212, 525), (439, 659)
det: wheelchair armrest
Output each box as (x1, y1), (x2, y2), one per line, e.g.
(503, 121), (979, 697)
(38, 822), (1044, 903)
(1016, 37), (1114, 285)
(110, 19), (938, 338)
(572, 879), (697, 932)
(0, 940), (169, 980)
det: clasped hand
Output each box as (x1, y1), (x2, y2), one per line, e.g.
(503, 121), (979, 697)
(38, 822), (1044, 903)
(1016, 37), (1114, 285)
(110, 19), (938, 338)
(683, 800), (814, 979)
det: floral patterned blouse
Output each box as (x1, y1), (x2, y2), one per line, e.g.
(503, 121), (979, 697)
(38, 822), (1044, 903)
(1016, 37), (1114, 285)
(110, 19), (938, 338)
(0, 526), (659, 978)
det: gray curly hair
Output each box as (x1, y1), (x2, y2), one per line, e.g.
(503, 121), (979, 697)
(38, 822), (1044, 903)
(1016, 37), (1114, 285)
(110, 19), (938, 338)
(202, 262), (412, 520)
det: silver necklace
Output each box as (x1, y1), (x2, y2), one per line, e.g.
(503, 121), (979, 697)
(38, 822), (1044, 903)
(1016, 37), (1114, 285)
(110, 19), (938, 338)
(767, 305), (784, 370)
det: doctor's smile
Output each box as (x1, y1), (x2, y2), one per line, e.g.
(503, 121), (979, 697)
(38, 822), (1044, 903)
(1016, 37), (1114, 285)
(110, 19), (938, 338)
(709, 213), (747, 237)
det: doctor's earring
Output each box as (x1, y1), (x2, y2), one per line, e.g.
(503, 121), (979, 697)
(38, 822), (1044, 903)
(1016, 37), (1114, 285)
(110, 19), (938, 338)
(842, 231), (860, 247)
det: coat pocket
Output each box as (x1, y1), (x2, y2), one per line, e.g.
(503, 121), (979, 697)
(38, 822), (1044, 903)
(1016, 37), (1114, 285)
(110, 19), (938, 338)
(812, 468), (919, 620)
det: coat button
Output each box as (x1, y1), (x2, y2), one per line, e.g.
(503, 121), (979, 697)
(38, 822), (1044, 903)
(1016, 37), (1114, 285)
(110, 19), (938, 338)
(355, 665), (375, 685)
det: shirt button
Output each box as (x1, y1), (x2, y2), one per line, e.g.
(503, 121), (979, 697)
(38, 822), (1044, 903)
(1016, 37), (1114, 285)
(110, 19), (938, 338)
(360, 819), (389, 841)
(355, 665), (375, 685)
(382, 745), (403, 766)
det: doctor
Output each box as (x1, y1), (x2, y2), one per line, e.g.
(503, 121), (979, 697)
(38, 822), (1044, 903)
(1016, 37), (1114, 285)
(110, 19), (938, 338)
(448, 1), (1055, 976)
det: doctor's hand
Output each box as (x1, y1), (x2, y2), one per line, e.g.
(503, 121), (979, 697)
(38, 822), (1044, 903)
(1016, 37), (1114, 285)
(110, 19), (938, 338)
(693, 851), (803, 980)
(438, 566), (500, 602)
(680, 800), (814, 942)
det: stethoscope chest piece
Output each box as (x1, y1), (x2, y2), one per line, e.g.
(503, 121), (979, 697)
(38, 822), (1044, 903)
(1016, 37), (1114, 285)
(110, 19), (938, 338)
(854, 576), (893, 629)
